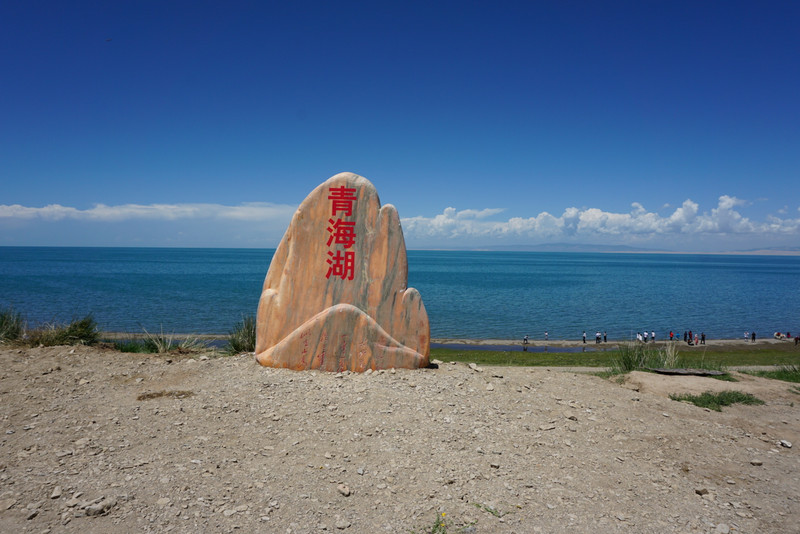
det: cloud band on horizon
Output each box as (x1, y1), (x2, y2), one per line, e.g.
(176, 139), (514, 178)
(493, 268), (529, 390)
(0, 196), (797, 249)
(0, 202), (298, 222)
(401, 196), (799, 242)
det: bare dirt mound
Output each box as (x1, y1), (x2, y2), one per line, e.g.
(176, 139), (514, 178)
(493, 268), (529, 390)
(625, 370), (799, 404)
(1, 346), (798, 533)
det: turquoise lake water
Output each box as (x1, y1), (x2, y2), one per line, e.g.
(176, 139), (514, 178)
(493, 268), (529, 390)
(0, 247), (798, 341)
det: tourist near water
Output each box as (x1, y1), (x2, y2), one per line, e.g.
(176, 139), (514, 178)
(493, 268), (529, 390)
(1, 247), (798, 342)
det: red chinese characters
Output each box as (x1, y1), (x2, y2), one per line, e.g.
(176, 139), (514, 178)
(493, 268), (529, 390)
(328, 186), (357, 217)
(325, 186), (357, 280)
(326, 218), (355, 248)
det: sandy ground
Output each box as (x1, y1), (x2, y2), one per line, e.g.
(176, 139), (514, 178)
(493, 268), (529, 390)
(1, 345), (798, 533)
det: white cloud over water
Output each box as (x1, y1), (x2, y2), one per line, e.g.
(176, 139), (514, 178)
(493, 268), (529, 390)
(1, 197), (798, 250)
(0, 202), (297, 222)
(400, 196), (800, 248)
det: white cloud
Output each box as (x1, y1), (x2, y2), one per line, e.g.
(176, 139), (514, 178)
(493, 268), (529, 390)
(455, 208), (505, 220)
(401, 207), (506, 239)
(665, 199), (699, 230)
(0, 202), (298, 222)
(400, 196), (800, 245)
(2, 197), (798, 250)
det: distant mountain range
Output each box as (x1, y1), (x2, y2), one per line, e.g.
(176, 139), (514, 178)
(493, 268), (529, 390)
(414, 243), (800, 254)
(736, 246), (800, 253)
(472, 243), (662, 253)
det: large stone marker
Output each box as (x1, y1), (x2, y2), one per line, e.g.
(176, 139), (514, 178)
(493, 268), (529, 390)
(255, 172), (430, 372)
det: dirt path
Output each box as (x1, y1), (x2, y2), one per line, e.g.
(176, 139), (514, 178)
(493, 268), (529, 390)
(1, 346), (798, 533)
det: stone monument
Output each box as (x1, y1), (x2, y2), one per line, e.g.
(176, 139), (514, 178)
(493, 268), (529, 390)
(255, 172), (430, 372)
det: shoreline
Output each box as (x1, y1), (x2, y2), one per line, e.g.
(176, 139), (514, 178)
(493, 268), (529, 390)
(432, 337), (794, 348)
(98, 332), (794, 348)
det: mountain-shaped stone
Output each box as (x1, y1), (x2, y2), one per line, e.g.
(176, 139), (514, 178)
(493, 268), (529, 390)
(255, 172), (429, 371)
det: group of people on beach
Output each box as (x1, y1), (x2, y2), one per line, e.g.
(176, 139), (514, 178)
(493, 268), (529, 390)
(521, 328), (799, 348)
(667, 330), (705, 345)
(581, 331), (607, 344)
(635, 331), (656, 343)
(521, 330), (613, 349)
(771, 331), (800, 345)
(634, 330), (709, 345)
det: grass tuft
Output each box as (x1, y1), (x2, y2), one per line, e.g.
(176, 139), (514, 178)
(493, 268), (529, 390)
(742, 365), (800, 383)
(142, 326), (176, 353)
(669, 390), (765, 411)
(611, 342), (684, 373)
(608, 342), (733, 379)
(177, 335), (207, 352)
(112, 329), (206, 354)
(0, 306), (24, 343)
(26, 315), (99, 346)
(138, 327), (207, 353)
(226, 315), (256, 354)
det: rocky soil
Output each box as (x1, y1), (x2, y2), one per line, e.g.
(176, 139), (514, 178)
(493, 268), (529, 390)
(1, 346), (798, 533)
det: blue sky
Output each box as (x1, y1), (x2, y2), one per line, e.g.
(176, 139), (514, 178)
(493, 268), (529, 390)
(1, 1), (798, 252)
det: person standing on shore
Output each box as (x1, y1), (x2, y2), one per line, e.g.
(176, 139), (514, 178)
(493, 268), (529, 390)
(582, 331), (586, 344)
(670, 331), (674, 341)
(745, 331), (749, 342)
(752, 331), (756, 342)
(522, 335), (529, 351)
(603, 331), (607, 343)
(643, 331), (648, 343)
(701, 332), (706, 344)
(651, 331), (655, 343)
(545, 331), (548, 342)
(684, 331), (688, 342)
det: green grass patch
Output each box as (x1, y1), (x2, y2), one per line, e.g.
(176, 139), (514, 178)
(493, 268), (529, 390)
(431, 342), (793, 377)
(226, 315), (256, 354)
(26, 315), (99, 346)
(0, 306), (24, 343)
(741, 365), (800, 383)
(111, 338), (154, 353)
(675, 343), (800, 367)
(669, 390), (765, 411)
